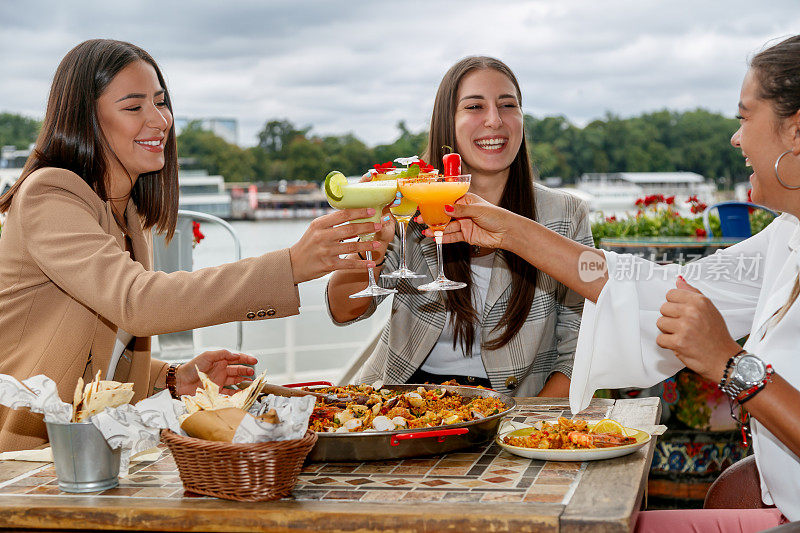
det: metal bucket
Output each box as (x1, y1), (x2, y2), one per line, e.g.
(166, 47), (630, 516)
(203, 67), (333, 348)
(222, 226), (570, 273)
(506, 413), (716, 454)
(45, 420), (121, 492)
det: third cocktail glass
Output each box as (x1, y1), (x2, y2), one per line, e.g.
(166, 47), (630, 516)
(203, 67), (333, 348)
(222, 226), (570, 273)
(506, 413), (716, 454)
(372, 166), (427, 280)
(397, 173), (471, 291)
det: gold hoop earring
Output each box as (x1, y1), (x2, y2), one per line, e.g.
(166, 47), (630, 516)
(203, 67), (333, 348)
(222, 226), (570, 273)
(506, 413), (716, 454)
(774, 150), (800, 190)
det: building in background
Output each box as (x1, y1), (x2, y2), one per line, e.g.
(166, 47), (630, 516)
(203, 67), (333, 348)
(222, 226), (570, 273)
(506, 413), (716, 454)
(174, 117), (238, 145)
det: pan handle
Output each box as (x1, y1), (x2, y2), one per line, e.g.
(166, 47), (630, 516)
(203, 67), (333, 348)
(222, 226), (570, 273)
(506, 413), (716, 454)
(283, 381), (333, 388)
(390, 428), (468, 446)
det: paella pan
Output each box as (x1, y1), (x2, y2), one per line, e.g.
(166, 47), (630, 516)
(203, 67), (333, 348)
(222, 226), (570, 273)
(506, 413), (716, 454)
(284, 382), (516, 462)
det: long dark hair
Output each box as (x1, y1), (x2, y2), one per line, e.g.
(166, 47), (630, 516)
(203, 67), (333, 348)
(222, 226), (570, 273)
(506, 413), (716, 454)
(423, 56), (538, 355)
(0, 39), (179, 238)
(751, 35), (800, 326)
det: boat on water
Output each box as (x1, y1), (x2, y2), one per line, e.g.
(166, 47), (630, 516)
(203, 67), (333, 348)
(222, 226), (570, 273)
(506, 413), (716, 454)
(572, 171), (718, 216)
(178, 170), (232, 218)
(0, 145), (29, 197)
(0, 169), (18, 197)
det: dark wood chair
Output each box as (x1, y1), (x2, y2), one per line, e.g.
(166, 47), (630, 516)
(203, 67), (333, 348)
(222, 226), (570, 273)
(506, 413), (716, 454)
(704, 455), (774, 509)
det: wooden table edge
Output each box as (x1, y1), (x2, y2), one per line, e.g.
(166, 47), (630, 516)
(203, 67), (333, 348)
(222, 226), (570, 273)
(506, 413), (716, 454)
(559, 398), (662, 533)
(0, 496), (563, 532)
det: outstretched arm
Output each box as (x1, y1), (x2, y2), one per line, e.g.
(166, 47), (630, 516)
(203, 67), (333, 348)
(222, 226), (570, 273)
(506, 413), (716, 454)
(431, 194), (608, 302)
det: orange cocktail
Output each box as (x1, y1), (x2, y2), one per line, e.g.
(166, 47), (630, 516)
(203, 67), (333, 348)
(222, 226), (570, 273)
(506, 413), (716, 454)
(396, 173), (471, 292)
(397, 179), (470, 231)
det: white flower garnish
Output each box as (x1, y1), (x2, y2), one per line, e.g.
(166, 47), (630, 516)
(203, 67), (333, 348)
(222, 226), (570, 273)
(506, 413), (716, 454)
(394, 155), (419, 166)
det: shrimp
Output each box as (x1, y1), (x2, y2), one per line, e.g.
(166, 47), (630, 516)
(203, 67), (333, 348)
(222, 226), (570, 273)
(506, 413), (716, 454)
(567, 431), (635, 448)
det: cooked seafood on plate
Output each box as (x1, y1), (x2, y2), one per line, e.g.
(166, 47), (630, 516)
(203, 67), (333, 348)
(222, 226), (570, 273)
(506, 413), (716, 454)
(497, 418), (651, 461)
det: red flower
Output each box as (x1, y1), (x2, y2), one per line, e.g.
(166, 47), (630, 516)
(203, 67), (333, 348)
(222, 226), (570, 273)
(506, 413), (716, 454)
(410, 159), (435, 173)
(696, 202), (707, 213)
(192, 221), (205, 246)
(605, 215), (617, 222)
(665, 196), (675, 205)
(373, 162), (395, 173)
(746, 188), (754, 213)
(686, 195), (699, 204)
(635, 198), (645, 206)
(695, 228), (707, 237)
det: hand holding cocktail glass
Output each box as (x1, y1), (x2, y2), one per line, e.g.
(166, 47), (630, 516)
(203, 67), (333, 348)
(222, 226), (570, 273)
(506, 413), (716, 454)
(419, 192), (507, 250)
(324, 171), (398, 298)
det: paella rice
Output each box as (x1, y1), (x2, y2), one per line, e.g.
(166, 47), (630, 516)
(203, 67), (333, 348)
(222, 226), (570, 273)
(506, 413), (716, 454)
(306, 383), (508, 433)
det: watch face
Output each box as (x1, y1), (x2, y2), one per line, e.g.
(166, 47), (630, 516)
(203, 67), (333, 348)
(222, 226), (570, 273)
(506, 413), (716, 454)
(736, 356), (766, 384)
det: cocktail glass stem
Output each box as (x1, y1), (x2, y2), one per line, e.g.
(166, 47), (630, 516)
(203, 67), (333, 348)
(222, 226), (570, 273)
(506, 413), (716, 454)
(349, 239), (398, 299)
(417, 230), (467, 292)
(399, 221), (409, 271)
(434, 231), (446, 281)
(380, 219), (426, 280)
(366, 249), (379, 288)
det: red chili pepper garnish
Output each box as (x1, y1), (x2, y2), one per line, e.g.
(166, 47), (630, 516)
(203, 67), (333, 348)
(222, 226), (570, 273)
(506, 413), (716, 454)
(442, 146), (461, 177)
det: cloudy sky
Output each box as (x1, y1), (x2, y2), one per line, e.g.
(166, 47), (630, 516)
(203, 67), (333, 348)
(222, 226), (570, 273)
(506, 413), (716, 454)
(0, 0), (797, 147)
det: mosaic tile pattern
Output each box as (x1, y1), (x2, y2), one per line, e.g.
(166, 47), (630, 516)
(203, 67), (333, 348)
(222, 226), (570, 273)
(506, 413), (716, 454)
(0, 403), (611, 505)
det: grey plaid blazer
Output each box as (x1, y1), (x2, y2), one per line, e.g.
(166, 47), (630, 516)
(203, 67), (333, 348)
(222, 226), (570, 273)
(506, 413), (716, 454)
(326, 183), (593, 397)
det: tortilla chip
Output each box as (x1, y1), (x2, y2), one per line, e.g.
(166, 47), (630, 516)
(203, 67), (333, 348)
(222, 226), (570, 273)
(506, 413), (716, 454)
(74, 372), (134, 421)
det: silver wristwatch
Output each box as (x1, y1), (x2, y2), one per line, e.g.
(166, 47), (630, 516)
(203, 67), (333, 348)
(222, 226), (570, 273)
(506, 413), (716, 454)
(721, 352), (767, 399)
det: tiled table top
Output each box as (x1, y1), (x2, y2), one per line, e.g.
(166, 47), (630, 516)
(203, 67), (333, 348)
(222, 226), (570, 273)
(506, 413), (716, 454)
(0, 402), (611, 506)
(0, 398), (659, 533)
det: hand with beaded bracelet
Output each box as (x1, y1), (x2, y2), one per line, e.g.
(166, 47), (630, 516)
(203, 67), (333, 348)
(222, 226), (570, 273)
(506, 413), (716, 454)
(165, 349), (259, 397)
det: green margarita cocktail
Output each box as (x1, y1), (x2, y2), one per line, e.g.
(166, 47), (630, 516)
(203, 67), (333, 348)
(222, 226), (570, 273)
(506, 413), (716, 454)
(324, 171), (398, 298)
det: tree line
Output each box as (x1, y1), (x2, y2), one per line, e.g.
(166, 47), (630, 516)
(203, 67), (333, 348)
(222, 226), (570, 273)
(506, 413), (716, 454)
(0, 109), (745, 186)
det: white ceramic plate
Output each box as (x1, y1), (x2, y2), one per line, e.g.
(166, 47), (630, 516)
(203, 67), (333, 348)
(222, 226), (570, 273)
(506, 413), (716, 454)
(496, 421), (651, 461)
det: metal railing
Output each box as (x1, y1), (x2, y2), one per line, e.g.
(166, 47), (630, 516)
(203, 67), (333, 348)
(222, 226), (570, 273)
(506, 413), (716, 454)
(152, 210), (243, 359)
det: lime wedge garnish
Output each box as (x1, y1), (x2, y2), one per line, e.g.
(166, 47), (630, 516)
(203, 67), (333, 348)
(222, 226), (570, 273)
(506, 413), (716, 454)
(324, 171), (346, 201)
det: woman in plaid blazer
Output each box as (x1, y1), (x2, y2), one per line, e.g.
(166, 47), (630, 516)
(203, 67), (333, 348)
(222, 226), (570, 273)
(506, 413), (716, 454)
(327, 57), (593, 397)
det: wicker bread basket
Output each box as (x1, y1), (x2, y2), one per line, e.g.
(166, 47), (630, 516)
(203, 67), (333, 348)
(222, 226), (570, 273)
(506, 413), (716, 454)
(161, 429), (318, 502)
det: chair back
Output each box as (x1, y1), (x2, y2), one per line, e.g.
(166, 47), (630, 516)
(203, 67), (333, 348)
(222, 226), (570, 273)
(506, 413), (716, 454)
(703, 201), (778, 238)
(704, 455), (773, 509)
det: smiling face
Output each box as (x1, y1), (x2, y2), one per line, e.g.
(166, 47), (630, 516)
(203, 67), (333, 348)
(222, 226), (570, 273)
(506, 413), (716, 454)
(731, 68), (800, 211)
(454, 68), (523, 181)
(96, 60), (172, 196)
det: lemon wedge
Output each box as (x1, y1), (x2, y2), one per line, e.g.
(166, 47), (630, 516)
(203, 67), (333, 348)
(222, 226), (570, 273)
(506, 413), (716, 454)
(324, 171), (346, 202)
(590, 418), (629, 436)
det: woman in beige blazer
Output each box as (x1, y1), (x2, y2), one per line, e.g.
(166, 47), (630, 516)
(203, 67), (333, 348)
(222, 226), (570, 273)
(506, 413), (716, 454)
(0, 39), (382, 451)
(327, 57), (591, 397)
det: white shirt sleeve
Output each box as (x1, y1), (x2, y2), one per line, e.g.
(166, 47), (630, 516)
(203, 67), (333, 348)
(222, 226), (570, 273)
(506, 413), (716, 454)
(569, 224), (775, 414)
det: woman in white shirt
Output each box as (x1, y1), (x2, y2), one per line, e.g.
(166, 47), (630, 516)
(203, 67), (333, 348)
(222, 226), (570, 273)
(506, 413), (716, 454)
(429, 36), (800, 527)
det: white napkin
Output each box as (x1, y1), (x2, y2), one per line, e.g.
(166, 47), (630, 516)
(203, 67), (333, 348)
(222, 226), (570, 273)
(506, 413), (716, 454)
(569, 251), (683, 414)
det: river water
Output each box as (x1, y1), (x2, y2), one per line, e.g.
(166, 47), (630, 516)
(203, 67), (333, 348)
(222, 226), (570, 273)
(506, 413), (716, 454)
(188, 219), (389, 382)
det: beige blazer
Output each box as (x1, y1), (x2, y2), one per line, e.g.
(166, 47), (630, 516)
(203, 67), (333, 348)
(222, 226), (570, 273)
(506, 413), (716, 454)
(0, 168), (300, 451)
